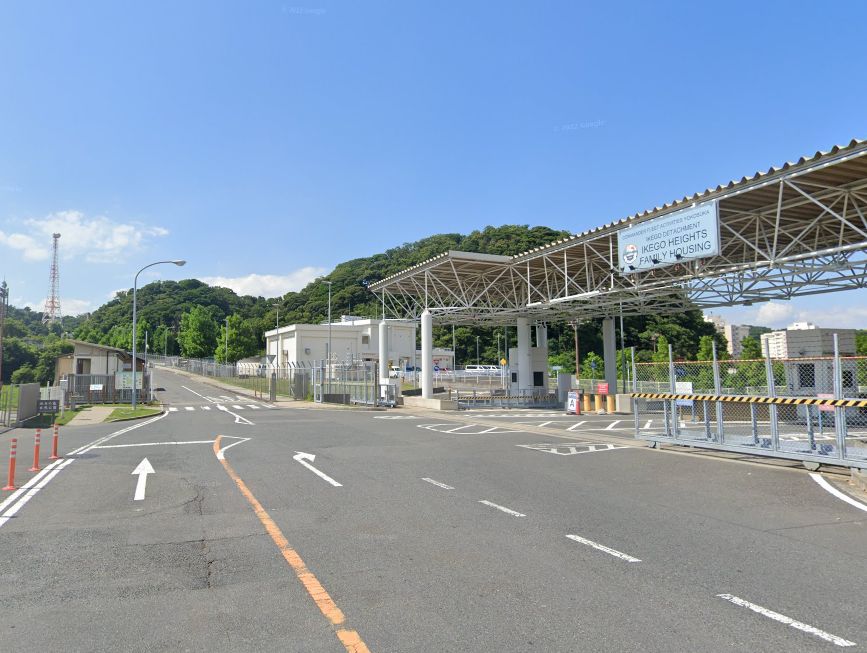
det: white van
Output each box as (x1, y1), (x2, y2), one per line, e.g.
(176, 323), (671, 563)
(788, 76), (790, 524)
(464, 364), (500, 375)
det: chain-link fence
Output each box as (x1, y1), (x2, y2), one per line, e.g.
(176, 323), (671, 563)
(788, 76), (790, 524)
(631, 340), (867, 468)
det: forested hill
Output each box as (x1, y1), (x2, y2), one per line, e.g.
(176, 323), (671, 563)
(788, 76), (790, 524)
(72, 225), (573, 354)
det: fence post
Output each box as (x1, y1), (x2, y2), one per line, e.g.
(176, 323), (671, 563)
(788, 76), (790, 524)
(631, 347), (640, 439)
(763, 339), (780, 451)
(712, 341), (724, 443)
(833, 333), (846, 460)
(668, 344), (679, 438)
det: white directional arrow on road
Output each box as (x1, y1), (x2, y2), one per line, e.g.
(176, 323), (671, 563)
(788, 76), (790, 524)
(292, 452), (342, 487)
(132, 458), (155, 501)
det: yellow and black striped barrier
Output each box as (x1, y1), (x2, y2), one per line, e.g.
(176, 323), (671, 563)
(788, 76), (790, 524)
(631, 392), (867, 408)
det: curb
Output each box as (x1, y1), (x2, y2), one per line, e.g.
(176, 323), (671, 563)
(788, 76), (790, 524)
(104, 410), (165, 424)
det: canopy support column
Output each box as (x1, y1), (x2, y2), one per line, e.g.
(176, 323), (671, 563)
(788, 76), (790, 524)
(421, 310), (433, 399)
(378, 320), (389, 383)
(517, 317), (532, 391)
(602, 317), (617, 391)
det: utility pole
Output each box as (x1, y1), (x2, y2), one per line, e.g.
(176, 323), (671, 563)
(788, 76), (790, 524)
(225, 317), (229, 366)
(0, 281), (8, 388)
(571, 320), (581, 385)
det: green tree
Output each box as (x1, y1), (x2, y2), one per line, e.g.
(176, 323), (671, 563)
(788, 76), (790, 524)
(1, 338), (38, 383)
(740, 336), (763, 360)
(178, 306), (219, 358)
(696, 335), (715, 361)
(215, 315), (260, 363)
(11, 364), (37, 383)
(581, 352), (604, 379)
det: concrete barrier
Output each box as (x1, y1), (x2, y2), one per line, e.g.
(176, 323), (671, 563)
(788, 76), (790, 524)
(402, 396), (459, 411)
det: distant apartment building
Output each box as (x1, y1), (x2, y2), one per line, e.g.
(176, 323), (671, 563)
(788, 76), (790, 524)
(759, 322), (856, 359)
(703, 314), (751, 358)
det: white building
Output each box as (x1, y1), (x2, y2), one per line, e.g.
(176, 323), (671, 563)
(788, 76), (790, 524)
(704, 314), (751, 358)
(264, 317), (419, 369)
(760, 322), (856, 359)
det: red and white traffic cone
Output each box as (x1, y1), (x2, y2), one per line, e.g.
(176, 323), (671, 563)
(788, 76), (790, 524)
(29, 428), (41, 473)
(49, 423), (61, 461)
(2, 438), (17, 491)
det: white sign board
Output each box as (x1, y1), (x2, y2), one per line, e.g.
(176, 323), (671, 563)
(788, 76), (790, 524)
(675, 381), (694, 407)
(618, 201), (719, 274)
(115, 372), (143, 390)
(566, 391), (579, 415)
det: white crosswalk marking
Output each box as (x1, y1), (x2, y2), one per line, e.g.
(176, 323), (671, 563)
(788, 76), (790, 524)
(247, 404), (261, 410)
(168, 407), (178, 412)
(220, 396), (234, 401)
(185, 406), (195, 411)
(202, 406), (211, 411)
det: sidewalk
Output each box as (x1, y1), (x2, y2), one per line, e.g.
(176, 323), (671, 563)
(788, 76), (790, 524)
(65, 406), (116, 426)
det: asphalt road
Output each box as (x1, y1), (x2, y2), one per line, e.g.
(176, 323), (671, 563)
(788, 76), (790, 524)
(1, 369), (865, 652)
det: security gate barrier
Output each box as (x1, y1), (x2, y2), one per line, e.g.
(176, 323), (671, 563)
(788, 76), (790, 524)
(630, 339), (867, 469)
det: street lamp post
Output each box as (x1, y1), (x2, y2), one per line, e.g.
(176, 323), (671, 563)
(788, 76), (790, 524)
(132, 259), (185, 409)
(323, 281), (333, 365)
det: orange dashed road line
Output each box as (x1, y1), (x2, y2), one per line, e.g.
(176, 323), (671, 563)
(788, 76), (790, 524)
(213, 435), (371, 653)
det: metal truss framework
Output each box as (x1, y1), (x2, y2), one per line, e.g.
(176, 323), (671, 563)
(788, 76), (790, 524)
(371, 140), (867, 325)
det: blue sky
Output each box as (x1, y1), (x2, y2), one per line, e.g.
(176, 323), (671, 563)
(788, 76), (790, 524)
(1, 1), (866, 328)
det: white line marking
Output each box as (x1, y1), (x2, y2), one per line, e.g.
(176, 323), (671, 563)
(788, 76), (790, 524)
(168, 407), (178, 412)
(478, 500), (525, 517)
(185, 406), (195, 411)
(716, 594), (856, 647)
(217, 404), (254, 425)
(421, 477), (454, 490)
(202, 406), (211, 411)
(132, 458), (155, 501)
(247, 404), (261, 410)
(232, 404), (244, 410)
(0, 459), (66, 515)
(604, 420), (621, 430)
(293, 452), (342, 487)
(71, 411), (169, 455)
(1, 412), (169, 529)
(182, 385), (219, 403)
(444, 424), (475, 433)
(810, 473), (867, 513)
(566, 421), (587, 431)
(0, 459), (75, 526)
(566, 534), (641, 562)
(220, 395), (234, 401)
(95, 440), (215, 449)
(643, 420), (652, 429)
(216, 436), (251, 460)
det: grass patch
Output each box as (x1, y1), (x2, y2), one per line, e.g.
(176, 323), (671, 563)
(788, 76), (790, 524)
(105, 406), (162, 422)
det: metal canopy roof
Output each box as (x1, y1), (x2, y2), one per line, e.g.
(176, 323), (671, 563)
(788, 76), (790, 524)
(370, 138), (867, 325)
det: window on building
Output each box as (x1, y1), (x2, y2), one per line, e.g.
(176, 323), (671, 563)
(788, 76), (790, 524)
(797, 363), (815, 387)
(362, 335), (370, 344)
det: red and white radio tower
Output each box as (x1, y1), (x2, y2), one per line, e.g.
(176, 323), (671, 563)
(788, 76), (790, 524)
(42, 233), (62, 325)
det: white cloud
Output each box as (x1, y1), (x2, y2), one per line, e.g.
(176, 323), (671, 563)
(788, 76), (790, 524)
(755, 301), (796, 327)
(0, 210), (169, 263)
(21, 297), (93, 316)
(0, 231), (49, 260)
(201, 267), (327, 297)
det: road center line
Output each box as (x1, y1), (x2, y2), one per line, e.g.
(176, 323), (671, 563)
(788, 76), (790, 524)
(478, 500), (526, 517)
(809, 473), (867, 513)
(716, 594), (856, 647)
(565, 534), (641, 562)
(212, 436), (369, 653)
(421, 477), (454, 490)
